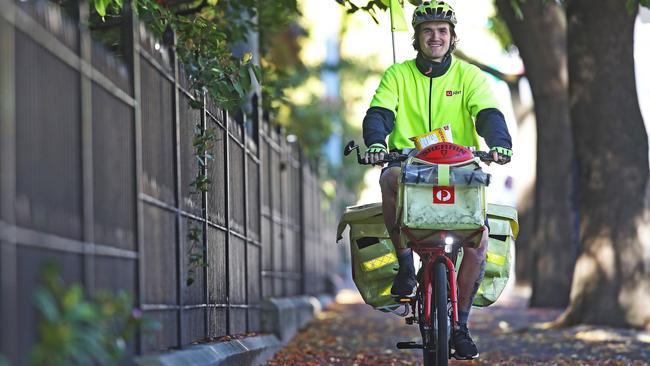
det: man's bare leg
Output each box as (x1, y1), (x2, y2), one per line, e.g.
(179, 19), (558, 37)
(379, 167), (402, 251)
(457, 229), (488, 314)
(451, 228), (487, 359)
(379, 167), (416, 297)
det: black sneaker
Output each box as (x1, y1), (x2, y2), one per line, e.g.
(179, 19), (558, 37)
(451, 325), (479, 359)
(390, 255), (416, 298)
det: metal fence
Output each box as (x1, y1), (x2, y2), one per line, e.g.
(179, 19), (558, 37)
(0, 0), (341, 364)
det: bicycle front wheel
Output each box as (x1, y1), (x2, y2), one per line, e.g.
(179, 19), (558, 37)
(420, 261), (450, 366)
(434, 260), (449, 366)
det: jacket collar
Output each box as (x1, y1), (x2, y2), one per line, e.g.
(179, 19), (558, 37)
(415, 52), (452, 78)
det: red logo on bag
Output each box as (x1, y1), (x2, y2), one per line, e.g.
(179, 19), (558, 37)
(433, 187), (455, 204)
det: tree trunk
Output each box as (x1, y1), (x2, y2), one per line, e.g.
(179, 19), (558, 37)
(558, 0), (650, 329)
(495, 0), (577, 307)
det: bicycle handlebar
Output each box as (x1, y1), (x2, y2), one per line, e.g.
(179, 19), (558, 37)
(343, 140), (495, 165)
(471, 151), (495, 163)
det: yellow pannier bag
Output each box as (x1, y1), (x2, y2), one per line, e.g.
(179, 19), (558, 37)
(335, 202), (518, 310)
(457, 203), (519, 307)
(336, 203), (399, 311)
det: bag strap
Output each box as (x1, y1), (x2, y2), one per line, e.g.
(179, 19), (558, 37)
(438, 164), (450, 186)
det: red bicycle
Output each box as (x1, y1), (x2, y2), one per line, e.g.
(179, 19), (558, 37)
(344, 141), (493, 366)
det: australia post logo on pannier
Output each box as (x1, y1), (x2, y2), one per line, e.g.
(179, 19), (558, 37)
(433, 186), (455, 204)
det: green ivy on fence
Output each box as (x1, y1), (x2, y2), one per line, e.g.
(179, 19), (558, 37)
(186, 223), (207, 286)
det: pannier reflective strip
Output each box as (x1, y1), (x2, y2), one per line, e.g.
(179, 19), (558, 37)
(380, 285), (392, 296)
(486, 252), (506, 266)
(362, 252), (398, 272)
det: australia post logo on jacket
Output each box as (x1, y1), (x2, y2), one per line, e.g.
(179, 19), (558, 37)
(445, 90), (462, 97)
(433, 186), (455, 204)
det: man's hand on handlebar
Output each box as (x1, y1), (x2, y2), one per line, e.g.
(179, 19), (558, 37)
(364, 143), (388, 165)
(489, 146), (513, 165)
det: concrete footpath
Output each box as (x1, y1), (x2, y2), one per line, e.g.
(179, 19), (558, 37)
(267, 289), (650, 365)
(135, 295), (333, 366)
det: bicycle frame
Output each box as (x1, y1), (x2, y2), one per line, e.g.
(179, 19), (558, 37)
(398, 226), (485, 365)
(402, 226), (484, 328)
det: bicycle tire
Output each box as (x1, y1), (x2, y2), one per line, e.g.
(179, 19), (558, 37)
(419, 261), (449, 366)
(434, 260), (449, 366)
(419, 286), (434, 366)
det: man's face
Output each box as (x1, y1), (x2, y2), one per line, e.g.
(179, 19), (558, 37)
(417, 21), (452, 62)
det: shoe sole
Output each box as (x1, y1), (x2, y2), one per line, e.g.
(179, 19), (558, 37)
(451, 352), (479, 360)
(390, 288), (416, 299)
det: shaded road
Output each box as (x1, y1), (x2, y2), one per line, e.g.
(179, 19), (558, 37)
(268, 289), (650, 365)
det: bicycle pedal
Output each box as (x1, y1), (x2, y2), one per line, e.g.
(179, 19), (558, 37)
(405, 316), (417, 325)
(396, 341), (422, 349)
(391, 295), (415, 303)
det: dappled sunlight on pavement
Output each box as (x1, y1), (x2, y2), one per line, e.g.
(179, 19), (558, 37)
(267, 287), (650, 365)
(335, 289), (365, 305)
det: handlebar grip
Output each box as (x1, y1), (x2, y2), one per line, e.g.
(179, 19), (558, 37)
(473, 151), (494, 163)
(358, 152), (406, 165)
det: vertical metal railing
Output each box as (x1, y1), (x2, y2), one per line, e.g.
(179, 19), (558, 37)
(0, 0), (18, 362)
(242, 111), (250, 331)
(122, 0), (148, 353)
(78, 0), (96, 297)
(201, 91), (210, 340)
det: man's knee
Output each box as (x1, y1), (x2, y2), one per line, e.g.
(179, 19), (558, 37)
(379, 167), (400, 192)
(464, 230), (488, 260)
(477, 228), (488, 256)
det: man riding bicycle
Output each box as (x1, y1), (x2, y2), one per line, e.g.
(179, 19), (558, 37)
(362, 1), (513, 359)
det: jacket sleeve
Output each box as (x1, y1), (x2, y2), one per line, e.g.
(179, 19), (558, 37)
(363, 65), (400, 148)
(465, 66), (500, 118)
(475, 108), (512, 149)
(362, 106), (395, 148)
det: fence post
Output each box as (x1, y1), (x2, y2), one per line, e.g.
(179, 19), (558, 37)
(201, 91), (209, 339)
(77, 0), (96, 297)
(279, 126), (287, 297)
(266, 120), (276, 297)
(242, 113), (249, 331)
(224, 109), (231, 334)
(253, 94), (263, 329)
(0, 4), (18, 362)
(120, 0), (146, 352)
(298, 148), (307, 294)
